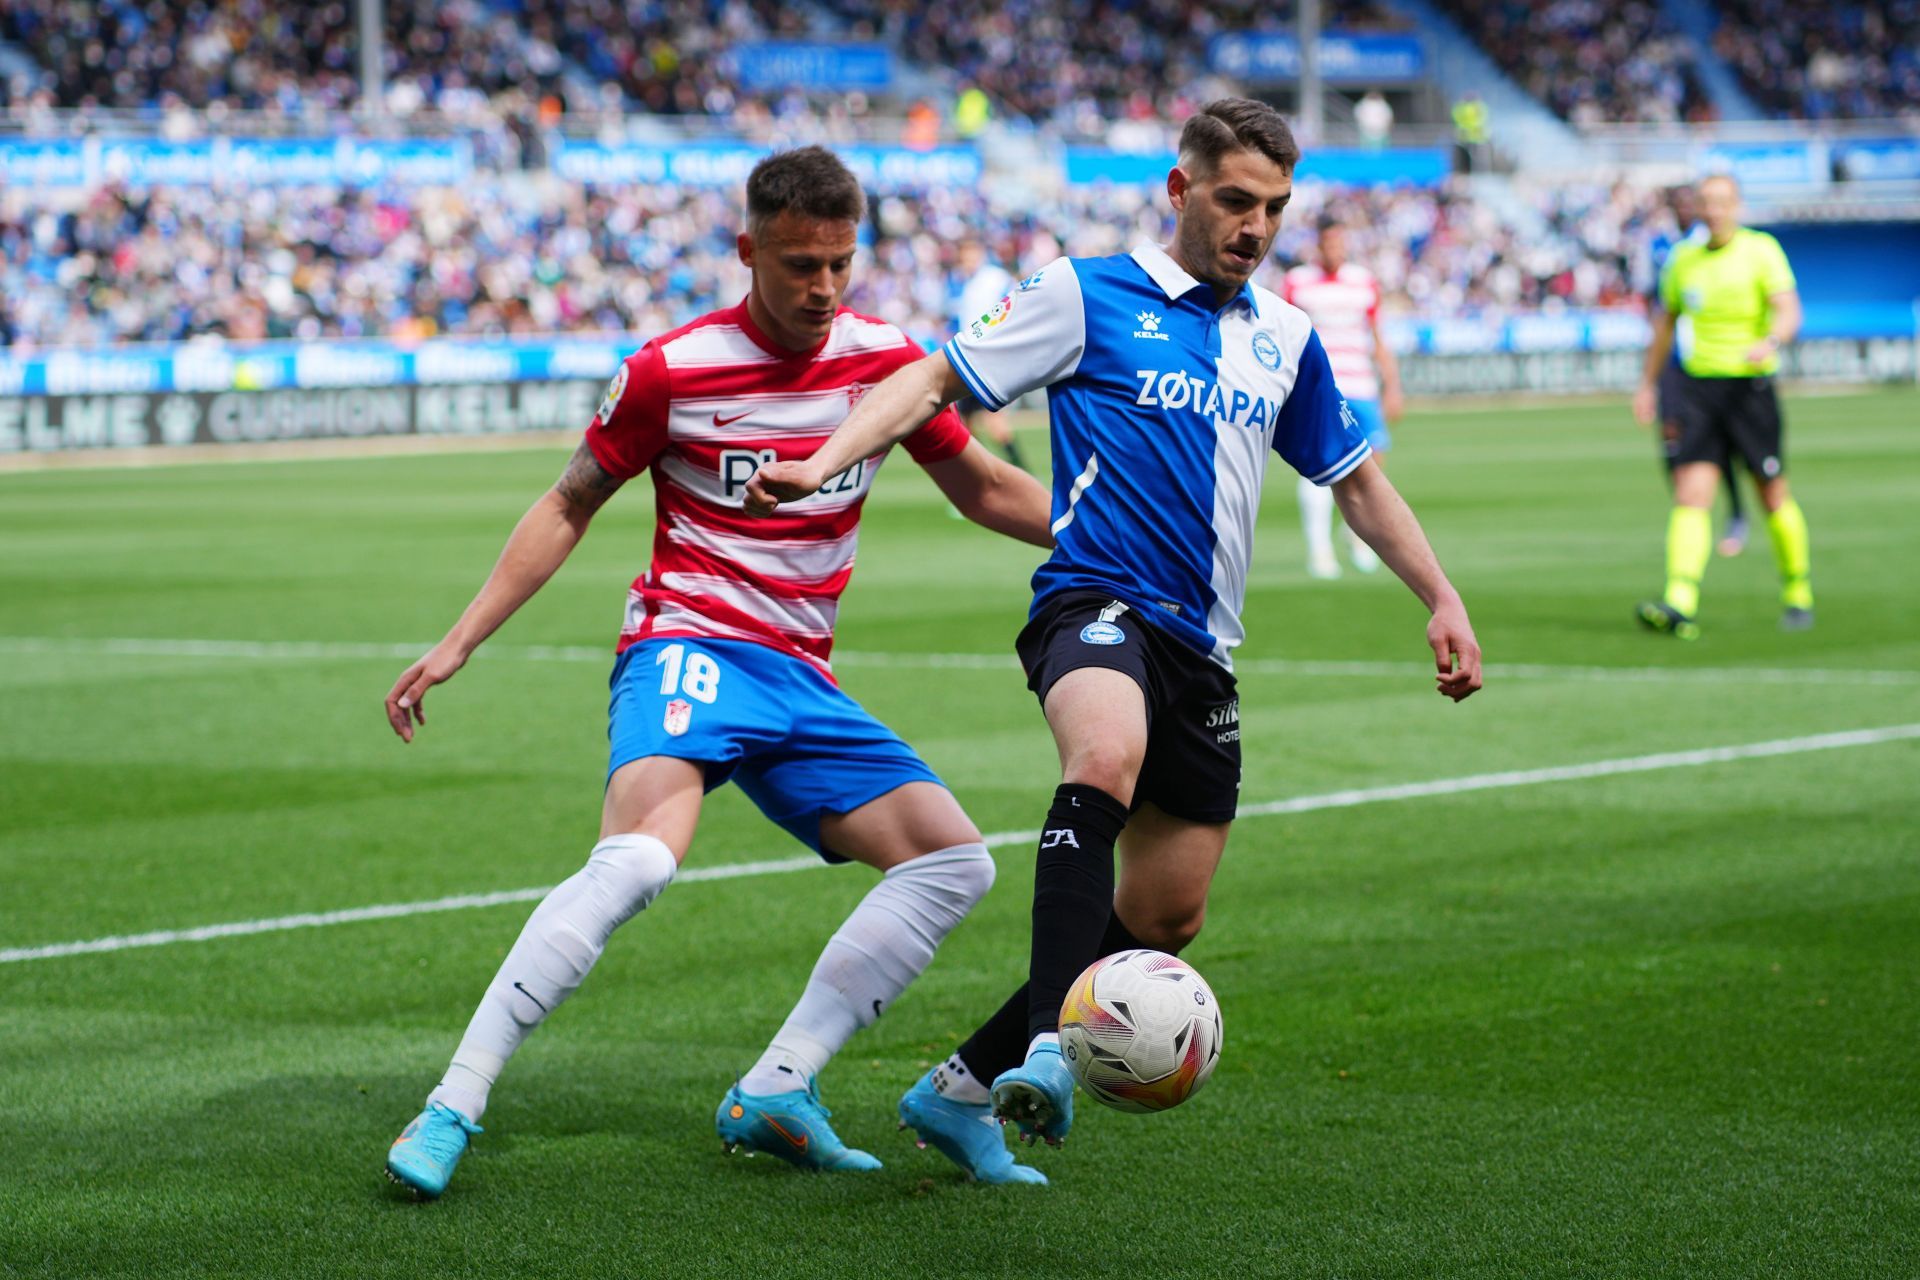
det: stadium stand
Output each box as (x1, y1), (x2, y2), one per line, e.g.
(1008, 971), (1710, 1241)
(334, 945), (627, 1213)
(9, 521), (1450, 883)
(1431, 0), (1713, 124)
(1712, 0), (1920, 119)
(0, 175), (1684, 347)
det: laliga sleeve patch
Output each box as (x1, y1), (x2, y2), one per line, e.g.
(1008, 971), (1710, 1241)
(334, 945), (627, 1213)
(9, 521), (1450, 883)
(1079, 622), (1126, 646)
(968, 293), (1015, 339)
(663, 698), (692, 736)
(596, 363), (630, 427)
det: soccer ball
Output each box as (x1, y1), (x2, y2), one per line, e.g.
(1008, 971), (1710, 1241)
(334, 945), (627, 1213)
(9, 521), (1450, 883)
(1059, 949), (1223, 1113)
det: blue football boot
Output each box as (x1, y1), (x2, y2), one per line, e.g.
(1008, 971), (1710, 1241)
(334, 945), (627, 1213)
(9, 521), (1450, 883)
(990, 1043), (1075, 1146)
(716, 1080), (882, 1171)
(386, 1102), (482, 1199)
(898, 1067), (1047, 1184)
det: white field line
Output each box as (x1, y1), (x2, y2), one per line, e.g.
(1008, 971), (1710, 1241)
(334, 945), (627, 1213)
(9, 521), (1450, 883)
(4, 722), (1917, 966)
(1, 635), (1917, 688)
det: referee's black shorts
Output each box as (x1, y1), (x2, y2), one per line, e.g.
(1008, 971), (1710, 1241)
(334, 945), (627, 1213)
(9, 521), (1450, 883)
(1671, 373), (1786, 479)
(1016, 591), (1240, 825)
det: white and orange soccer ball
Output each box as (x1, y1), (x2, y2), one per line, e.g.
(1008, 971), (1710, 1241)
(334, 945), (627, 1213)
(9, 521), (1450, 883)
(1058, 949), (1223, 1113)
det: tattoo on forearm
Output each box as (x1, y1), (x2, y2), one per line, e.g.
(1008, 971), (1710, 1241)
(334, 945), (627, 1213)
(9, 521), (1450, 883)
(554, 441), (623, 510)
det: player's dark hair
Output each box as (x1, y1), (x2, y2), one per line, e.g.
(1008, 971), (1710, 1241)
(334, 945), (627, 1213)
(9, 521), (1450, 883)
(1317, 214), (1344, 235)
(745, 146), (866, 235)
(1179, 98), (1301, 178)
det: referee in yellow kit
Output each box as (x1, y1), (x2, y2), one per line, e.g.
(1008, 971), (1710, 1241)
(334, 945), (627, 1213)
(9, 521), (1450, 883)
(1632, 173), (1813, 638)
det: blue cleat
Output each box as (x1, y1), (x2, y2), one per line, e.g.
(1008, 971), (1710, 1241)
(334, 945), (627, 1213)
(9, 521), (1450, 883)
(715, 1080), (882, 1171)
(386, 1101), (482, 1199)
(991, 1043), (1075, 1146)
(898, 1067), (1047, 1184)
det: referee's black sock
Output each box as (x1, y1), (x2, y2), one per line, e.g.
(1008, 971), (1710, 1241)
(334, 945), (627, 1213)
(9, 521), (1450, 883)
(1025, 783), (1131, 1044)
(957, 909), (1155, 1082)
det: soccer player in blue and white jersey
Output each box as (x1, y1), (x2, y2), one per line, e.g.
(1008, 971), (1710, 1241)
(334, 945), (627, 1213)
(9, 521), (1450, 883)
(747, 99), (1482, 1176)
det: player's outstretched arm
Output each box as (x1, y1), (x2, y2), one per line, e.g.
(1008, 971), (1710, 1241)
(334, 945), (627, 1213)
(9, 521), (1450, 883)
(744, 352), (966, 515)
(923, 439), (1055, 548)
(1330, 457), (1483, 702)
(384, 442), (624, 742)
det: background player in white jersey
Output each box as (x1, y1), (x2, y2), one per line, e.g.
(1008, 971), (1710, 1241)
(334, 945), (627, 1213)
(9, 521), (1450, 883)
(747, 99), (1482, 1176)
(380, 147), (1054, 1198)
(950, 238), (1028, 470)
(1282, 216), (1403, 578)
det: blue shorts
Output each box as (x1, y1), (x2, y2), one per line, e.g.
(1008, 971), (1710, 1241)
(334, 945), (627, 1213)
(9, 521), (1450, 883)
(1349, 398), (1391, 453)
(607, 637), (944, 862)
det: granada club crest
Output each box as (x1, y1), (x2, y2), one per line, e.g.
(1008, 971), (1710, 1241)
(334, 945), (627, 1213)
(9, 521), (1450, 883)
(847, 382), (868, 409)
(663, 698), (692, 736)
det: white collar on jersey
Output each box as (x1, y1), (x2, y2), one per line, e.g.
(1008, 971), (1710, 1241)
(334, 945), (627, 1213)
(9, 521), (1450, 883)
(1130, 242), (1261, 317)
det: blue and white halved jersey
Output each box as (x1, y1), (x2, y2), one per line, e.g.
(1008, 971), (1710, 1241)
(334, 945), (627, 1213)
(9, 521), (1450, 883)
(943, 242), (1372, 669)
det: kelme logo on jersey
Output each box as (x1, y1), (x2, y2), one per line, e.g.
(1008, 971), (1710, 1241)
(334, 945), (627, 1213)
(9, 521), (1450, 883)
(1251, 331), (1283, 370)
(1079, 621), (1126, 645)
(1017, 269), (1046, 292)
(1135, 369), (1282, 430)
(1133, 311), (1170, 341)
(596, 363), (629, 426)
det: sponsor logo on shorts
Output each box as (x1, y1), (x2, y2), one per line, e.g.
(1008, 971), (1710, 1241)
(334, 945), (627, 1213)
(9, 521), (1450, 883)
(1251, 330), (1283, 370)
(663, 698), (692, 736)
(1209, 699), (1240, 743)
(1762, 454), (1781, 477)
(1079, 621), (1125, 645)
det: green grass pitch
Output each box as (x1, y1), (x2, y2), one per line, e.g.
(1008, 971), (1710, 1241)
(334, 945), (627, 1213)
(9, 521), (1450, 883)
(2, 390), (1917, 1279)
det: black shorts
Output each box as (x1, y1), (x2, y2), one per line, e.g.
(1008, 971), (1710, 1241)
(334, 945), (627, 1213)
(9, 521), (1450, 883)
(1671, 373), (1786, 479)
(1016, 591), (1240, 824)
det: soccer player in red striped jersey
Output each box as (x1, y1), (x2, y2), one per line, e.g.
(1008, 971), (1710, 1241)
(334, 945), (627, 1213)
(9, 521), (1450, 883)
(380, 148), (1054, 1198)
(1281, 217), (1403, 579)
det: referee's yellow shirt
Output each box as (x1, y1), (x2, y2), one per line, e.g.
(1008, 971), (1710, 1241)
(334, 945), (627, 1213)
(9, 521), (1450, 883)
(1659, 228), (1796, 378)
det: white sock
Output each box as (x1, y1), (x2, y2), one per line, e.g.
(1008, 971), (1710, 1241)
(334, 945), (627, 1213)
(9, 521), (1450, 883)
(932, 1052), (992, 1105)
(1298, 475), (1336, 561)
(740, 842), (994, 1095)
(426, 834), (678, 1122)
(1343, 522), (1380, 570)
(1028, 1032), (1060, 1058)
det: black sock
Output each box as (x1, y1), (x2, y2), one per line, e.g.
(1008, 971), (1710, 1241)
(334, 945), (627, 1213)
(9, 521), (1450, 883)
(957, 910), (1154, 1081)
(1021, 784), (1132, 1041)
(1003, 436), (1026, 470)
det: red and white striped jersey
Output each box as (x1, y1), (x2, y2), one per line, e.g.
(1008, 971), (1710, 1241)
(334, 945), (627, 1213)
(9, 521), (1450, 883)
(584, 300), (971, 682)
(1281, 263), (1382, 402)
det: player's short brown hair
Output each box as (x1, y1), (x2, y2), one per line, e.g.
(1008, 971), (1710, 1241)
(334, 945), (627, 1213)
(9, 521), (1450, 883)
(746, 146), (867, 235)
(1178, 98), (1301, 178)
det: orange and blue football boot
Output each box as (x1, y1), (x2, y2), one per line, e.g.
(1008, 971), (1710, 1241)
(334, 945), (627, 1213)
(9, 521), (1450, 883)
(898, 1067), (1047, 1184)
(386, 1102), (482, 1198)
(715, 1080), (882, 1171)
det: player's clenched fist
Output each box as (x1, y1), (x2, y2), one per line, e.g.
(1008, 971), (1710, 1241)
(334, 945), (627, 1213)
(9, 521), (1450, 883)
(744, 460), (824, 516)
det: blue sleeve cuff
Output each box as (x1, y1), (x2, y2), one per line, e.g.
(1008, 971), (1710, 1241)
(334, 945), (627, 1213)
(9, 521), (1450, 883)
(943, 341), (1005, 411)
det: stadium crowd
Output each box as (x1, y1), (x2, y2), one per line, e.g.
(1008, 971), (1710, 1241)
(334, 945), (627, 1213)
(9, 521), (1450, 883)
(1435, 0), (1712, 124)
(1713, 0), (1920, 120)
(0, 175), (1687, 348)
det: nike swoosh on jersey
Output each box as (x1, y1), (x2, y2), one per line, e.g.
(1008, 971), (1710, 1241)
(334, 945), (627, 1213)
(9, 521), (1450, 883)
(711, 410), (752, 427)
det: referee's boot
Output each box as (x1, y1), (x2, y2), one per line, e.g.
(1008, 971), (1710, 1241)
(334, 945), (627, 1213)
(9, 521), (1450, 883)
(1636, 599), (1700, 641)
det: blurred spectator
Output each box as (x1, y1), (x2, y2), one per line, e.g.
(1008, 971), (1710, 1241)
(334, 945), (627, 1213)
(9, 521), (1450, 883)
(0, 174), (1690, 349)
(1355, 90), (1394, 149)
(1435, 0), (1712, 125)
(1714, 0), (1920, 120)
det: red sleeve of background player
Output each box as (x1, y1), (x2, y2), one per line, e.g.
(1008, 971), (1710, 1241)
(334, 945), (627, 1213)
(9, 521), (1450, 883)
(894, 337), (973, 465)
(583, 342), (670, 479)
(1367, 276), (1382, 324)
